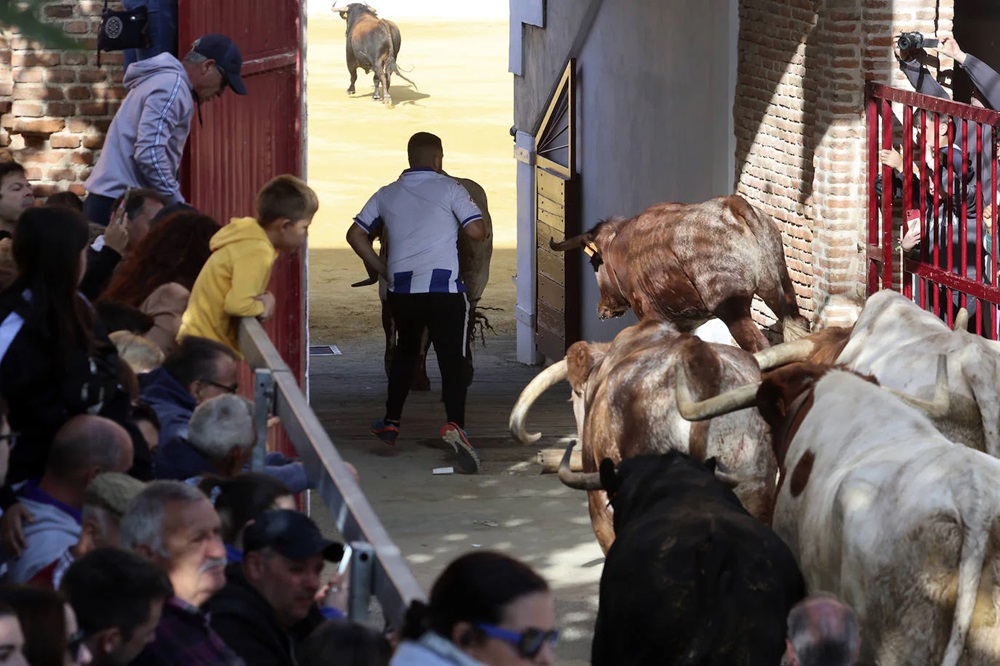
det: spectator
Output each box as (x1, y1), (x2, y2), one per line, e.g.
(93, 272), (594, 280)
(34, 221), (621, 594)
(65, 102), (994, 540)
(83, 34), (247, 225)
(47, 191), (84, 212)
(0, 586), (92, 666)
(29, 472), (146, 590)
(121, 480), (242, 665)
(204, 509), (346, 666)
(62, 547), (173, 666)
(0, 601), (28, 666)
(392, 551), (557, 666)
(0, 206), (152, 494)
(299, 620), (392, 666)
(81, 189), (167, 299)
(179, 175), (318, 355)
(109, 330), (165, 375)
(101, 211), (220, 355)
(196, 473), (294, 562)
(784, 594), (860, 666)
(185, 394), (255, 478)
(2, 416), (133, 583)
(347, 132), (485, 474)
(0, 162), (33, 238)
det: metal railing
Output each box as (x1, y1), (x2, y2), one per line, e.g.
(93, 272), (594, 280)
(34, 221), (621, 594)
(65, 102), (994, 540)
(238, 317), (426, 628)
(866, 83), (1000, 336)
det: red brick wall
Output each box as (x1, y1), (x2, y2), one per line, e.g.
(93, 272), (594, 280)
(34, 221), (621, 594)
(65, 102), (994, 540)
(0, 1), (124, 198)
(735, 0), (953, 326)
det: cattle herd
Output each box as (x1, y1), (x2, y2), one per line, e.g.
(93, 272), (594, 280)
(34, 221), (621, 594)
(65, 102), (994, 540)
(511, 194), (1000, 665)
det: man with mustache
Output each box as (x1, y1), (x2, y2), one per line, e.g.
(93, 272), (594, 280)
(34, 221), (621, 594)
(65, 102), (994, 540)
(121, 480), (243, 665)
(204, 509), (346, 666)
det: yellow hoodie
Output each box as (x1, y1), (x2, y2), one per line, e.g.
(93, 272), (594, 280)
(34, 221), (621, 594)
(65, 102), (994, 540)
(178, 217), (277, 355)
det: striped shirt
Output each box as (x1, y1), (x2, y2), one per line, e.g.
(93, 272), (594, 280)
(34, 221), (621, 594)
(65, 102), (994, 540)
(354, 168), (483, 294)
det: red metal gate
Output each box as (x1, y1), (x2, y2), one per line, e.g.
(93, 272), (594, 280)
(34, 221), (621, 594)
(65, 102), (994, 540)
(178, 1), (304, 454)
(867, 83), (1000, 336)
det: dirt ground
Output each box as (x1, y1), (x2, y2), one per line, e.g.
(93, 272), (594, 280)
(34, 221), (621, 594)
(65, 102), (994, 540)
(306, 14), (518, 345)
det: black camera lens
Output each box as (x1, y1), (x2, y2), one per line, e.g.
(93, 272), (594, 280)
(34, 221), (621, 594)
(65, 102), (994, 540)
(897, 32), (922, 51)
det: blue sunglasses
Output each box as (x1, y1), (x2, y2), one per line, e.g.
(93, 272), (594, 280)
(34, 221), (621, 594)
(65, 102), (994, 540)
(476, 623), (558, 659)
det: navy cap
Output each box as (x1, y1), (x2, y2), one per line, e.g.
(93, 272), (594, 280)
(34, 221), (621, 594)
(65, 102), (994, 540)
(243, 510), (344, 561)
(192, 33), (248, 95)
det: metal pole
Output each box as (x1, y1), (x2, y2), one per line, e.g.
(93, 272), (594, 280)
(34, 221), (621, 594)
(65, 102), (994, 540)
(252, 368), (274, 471)
(347, 541), (376, 622)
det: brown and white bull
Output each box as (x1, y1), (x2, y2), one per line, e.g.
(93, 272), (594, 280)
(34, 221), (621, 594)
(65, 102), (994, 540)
(756, 289), (1000, 457)
(334, 3), (417, 105)
(509, 321), (773, 552)
(677, 360), (1000, 665)
(550, 195), (808, 352)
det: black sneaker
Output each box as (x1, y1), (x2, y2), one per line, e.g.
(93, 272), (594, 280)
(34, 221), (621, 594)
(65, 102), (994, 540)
(441, 423), (481, 474)
(370, 419), (399, 445)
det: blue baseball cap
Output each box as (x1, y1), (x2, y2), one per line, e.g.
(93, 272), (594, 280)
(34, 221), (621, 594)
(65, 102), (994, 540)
(192, 33), (248, 95)
(243, 510), (344, 561)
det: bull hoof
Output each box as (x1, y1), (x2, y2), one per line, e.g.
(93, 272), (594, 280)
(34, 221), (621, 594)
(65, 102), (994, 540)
(347, 88), (355, 95)
(372, 94), (381, 101)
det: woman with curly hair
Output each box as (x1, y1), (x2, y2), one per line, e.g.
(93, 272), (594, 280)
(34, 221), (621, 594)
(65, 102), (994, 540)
(100, 211), (220, 355)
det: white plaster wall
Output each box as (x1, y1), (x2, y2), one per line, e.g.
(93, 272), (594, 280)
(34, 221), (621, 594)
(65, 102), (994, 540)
(575, 0), (739, 341)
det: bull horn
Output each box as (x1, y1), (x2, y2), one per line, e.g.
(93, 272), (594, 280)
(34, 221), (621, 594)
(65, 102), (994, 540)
(549, 233), (592, 252)
(557, 442), (602, 491)
(509, 359), (568, 444)
(675, 364), (760, 421)
(886, 354), (950, 419)
(953, 308), (969, 332)
(753, 338), (818, 371)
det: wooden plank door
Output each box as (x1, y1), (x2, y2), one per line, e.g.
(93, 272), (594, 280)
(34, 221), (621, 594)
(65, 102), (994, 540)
(534, 60), (579, 360)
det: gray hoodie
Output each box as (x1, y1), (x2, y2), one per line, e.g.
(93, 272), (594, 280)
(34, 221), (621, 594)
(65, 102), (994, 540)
(84, 52), (194, 203)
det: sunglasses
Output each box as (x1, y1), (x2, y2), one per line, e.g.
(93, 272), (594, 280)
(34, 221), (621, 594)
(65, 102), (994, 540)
(476, 623), (558, 659)
(67, 629), (86, 662)
(202, 379), (238, 394)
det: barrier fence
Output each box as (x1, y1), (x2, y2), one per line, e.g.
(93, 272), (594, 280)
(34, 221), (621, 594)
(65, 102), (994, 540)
(238, 317), (425, 628)
(866, 82), (1000, 336)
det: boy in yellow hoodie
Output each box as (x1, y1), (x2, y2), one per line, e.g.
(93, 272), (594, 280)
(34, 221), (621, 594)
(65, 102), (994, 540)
(178, 175), (318, 355)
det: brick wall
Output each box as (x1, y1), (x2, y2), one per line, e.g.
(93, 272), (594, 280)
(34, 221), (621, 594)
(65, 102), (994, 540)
(0, 1), (124, 198)
(735, 0), (953, 326)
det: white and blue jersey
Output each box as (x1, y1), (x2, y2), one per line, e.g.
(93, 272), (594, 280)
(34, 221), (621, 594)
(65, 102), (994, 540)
(353, 168), (483, 294)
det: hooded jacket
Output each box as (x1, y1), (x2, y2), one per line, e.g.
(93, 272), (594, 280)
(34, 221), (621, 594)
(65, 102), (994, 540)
(139, 366), (213, 480)
(84, 52), (194, 203)
(178, 218), (277, 355)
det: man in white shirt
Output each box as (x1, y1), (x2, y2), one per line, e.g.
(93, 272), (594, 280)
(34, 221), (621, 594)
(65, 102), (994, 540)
(347, 132), (486, 473)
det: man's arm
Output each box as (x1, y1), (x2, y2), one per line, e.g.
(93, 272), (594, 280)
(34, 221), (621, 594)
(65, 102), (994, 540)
(133, 75), (189, 203)
(463, 218), (486, 242)
(897, 49), (950, 100)
(346, 223), (388, 278)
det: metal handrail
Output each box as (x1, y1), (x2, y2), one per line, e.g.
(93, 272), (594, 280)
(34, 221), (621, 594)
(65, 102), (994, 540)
(238, 317), (426, 628)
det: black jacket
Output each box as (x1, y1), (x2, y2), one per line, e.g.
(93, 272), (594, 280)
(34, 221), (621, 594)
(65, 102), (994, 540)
(204, 565), (326, 666)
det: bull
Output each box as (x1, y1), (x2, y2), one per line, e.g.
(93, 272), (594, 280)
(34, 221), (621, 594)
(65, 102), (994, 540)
(563, 449), (804, 666)
(509, 321), (773, 552)
(550, 194), (808, 352)
(354, 175), (493, 389)
(334, 3), (416, 105)
(676, 359), (1000, 665)
(755, 289), (1000, 457)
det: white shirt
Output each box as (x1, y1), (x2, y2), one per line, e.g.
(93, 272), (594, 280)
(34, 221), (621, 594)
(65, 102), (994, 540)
(354, 168), (483, 294)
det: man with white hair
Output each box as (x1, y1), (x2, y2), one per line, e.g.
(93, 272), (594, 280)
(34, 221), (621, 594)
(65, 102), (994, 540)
(122, 480), (242, 665)
(186, 394), (255, 479)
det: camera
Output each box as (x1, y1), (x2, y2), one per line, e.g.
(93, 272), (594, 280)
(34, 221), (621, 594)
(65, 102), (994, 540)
(897, 32), (939, 51)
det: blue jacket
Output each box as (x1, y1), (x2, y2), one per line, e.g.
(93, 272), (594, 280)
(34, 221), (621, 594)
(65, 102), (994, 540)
(140, 367), (213, 480)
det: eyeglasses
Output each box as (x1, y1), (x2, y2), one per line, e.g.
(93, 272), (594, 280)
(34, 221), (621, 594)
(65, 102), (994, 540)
(67, 629), (86, 662)
(202, 379), (238, 394)
(476, 623), (558, 659)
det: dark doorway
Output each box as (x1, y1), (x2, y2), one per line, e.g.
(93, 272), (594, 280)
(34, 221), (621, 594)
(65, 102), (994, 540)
(953, 0), (1000, 104)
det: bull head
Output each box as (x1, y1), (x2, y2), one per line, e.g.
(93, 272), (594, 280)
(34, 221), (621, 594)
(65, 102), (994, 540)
(509, 359), (568, 444)
(550, 227), (630, 320)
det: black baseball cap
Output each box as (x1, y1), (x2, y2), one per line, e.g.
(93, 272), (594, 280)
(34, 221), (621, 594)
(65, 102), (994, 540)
(192, 33), (248, 95)
(243, 510), (344, 561)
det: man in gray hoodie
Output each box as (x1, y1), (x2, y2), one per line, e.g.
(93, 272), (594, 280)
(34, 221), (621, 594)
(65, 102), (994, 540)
(83, 33), (248, 226)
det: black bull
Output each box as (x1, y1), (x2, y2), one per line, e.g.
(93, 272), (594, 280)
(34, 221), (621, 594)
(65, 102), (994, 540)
(352, 176), (493, 389)
(335, 3), (417, 104)
(583, 450), (805, 666)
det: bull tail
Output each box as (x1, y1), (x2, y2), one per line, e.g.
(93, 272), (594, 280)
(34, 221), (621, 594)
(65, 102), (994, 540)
(940, 482), (991, 666)
(386, 51), (417, 90)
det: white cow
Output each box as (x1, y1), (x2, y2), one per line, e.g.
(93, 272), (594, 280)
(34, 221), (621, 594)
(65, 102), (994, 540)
(678, 362), (1000, 666)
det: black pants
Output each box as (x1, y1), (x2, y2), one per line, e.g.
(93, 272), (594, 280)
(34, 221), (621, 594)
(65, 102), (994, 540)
(386, 291), (469, 427)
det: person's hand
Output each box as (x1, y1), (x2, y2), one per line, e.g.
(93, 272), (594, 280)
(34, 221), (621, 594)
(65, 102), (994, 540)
(256, 292), (276, 322)
(879, 149), (904, 172)
(984, 203), (994, 232)
(103, 206), (130, 255)
(893, 33), (926, 65)
(319, 572), (349, 612)
(0, 503), (34, 558)
(901, 218), (923, 252)
(936, 37), (967, 65)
